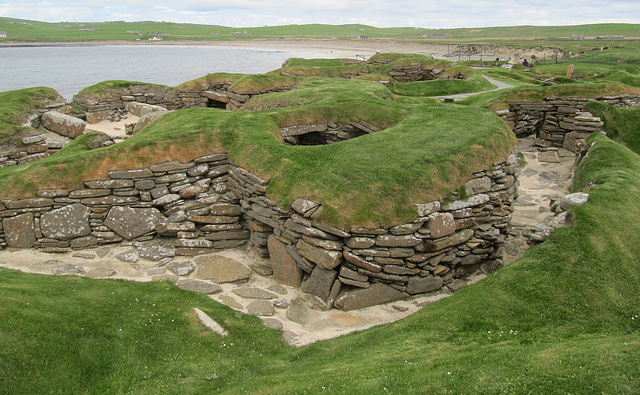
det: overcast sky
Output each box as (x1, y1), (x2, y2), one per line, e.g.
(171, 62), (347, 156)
(1, 0), (638, 28)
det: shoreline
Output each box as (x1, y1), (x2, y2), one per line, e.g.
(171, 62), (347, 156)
(0, 39), (450, 58)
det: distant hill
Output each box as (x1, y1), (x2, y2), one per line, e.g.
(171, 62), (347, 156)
(0, 17), (639, 43)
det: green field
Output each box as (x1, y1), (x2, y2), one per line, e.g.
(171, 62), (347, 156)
(0, 20), (640, 393)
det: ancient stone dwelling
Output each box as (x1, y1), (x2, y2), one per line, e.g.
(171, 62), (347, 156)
(2, 69), (638, 310)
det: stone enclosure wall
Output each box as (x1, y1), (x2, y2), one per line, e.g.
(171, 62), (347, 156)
(497, 94), (640, 151)
(0, 150), (518, 310)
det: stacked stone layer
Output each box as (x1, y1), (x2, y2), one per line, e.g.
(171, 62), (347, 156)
(0, 150), (519, 310)
(499, 94), (640, 151)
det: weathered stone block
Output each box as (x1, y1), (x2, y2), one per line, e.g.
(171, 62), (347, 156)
(195, 255), (251, 283)
(301, 266), (338, 301)
(104, 206), (165, 239)
(407, 275), (444, 294)
(334, 283), (407, 311)
(296, 239), (343, 269)
(41, 111), (86, 139)
(40, 203), (91, 240)
(268, 235), (304, 287)
(375, 234), (421, 248)
(428, 212), (456, 238)
(3, 213), (35, 248)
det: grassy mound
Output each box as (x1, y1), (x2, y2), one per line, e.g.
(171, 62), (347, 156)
(0, 87), (62, 149)
(0, 77), (515, 228)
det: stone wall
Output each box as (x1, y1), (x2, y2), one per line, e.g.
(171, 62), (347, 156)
(498, 94), (640, 151)
(74, 85), (181, 124)
(0, 149), (518, 310)
(174, 82), (298, 111)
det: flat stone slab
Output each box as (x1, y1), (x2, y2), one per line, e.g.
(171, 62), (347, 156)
(232, 287), (278, 300)
(166, 260), (195, 276)
(194, 255), (251, 283)
(193, 308), (227, 336)
(52, 264), (85, 275)
(247, 300), (275, 316)
(217, 295), (244, 310)
(85, 268), (116, 278)
(115, 250), (139, 263)
(176, 279), (222, 294)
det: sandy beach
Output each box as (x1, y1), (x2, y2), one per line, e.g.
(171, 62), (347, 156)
(0, 39), (555, 61)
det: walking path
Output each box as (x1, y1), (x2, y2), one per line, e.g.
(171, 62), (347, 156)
(434, 75), (514, 101)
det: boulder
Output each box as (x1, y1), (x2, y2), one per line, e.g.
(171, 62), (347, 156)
(41, 111), (86, 139)
(104, 206), (165, 240)
(3, 213), (35, 248)
(40, 203), (91, 240)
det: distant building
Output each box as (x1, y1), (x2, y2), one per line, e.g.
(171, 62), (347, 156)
(149, 36), (163, 41)
(572, 34), (585, 40)
(431, 34), (446, 39)
(125, 31), (141, 35)
(0, 32), (6, 38)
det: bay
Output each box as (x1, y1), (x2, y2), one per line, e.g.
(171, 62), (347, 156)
(0, 44), (331, 100)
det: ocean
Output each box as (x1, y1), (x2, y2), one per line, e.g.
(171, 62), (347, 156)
(0, 44), (332, 101)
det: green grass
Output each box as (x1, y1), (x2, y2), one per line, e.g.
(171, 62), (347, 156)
(388, 72), (496, 97)
(0, 87), (61, 148)
(1, 131), (639, 393)
(588, 101), (640, 153)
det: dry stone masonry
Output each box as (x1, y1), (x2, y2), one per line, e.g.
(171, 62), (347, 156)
(0, 149), (519, 310)
(498, 94), (640, 151)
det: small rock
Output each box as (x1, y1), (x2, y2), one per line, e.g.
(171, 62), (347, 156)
(268, 283), (288, 295)
(262, 318), (283, 330)
(73, 252), (95, 260)
(52, 264), (85, 275)
(247, 300), (275, 316)
(251, 264), (273, 276)
(392, 304), (410, 312)
(116, 250), (139, 263)
(232, 287), (278, 300)
(85, 268), (116, 279)
(176, 279), (222, 294)
(95, 246), (111, 258)
(272, 299), (289, 309)
(217, 295), (244, 310)
(166, 260), (196, 276)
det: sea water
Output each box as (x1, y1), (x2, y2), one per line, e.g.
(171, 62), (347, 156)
(0, 45), (331, 100)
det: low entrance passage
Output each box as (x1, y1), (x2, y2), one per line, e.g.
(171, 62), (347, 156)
(279, 123), (377, 145)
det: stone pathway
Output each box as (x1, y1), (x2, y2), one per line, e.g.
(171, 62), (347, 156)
(0, 242), (453, 346)
(499, 138), (576, 264)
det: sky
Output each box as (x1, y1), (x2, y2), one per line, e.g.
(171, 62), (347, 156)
(1, 0), (638, 28)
